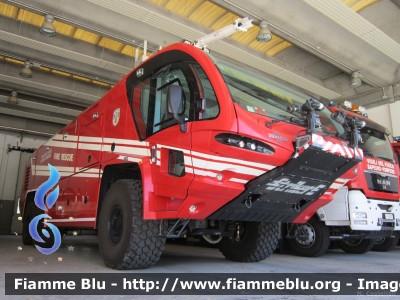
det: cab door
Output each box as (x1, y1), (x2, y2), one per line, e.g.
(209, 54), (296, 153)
(76, 103), (104, 170)
(129, 60), (199, 211)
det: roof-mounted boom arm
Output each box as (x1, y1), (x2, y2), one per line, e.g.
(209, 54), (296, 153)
(192, 17), (253, 50)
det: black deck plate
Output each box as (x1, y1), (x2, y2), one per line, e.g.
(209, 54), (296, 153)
(208, 145), (361, 223)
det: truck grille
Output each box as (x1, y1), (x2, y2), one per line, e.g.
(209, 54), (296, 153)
(364, 171), (398, 193)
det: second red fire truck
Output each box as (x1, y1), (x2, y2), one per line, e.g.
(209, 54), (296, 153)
(284, 102), (400, 256)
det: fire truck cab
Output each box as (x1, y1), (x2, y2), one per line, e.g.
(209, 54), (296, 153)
(20, 41), (363, 269)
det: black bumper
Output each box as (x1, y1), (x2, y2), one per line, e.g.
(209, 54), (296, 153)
(208, 145), (362, 223)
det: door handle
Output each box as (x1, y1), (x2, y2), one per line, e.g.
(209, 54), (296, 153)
(151, 145), (157, 163)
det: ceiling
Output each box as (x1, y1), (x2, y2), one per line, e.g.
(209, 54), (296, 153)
(0, 0), (399, 136)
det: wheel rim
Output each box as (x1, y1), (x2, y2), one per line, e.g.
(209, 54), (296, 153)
(108, 204), (124, 245)
(374, 237), (385, 245)
(343, 238), (362, 246)
(202, 235), (223, 244)
(294, 224), (315, 248)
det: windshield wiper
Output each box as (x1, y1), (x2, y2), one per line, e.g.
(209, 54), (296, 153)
(266, 119), (282, 128)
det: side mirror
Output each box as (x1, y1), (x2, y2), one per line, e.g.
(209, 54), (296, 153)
(167, 85), (186, 132)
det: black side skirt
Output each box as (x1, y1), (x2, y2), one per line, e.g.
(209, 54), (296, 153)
(208, 145), (361, 223)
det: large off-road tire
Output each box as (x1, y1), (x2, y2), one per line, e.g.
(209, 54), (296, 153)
(372, 233), (400, 252)
(338, 238), (375, 254)
(22, 201), (55, 247)
(287, 216), (331, 257)
(22, 202), (34, 245)
(218, 222), (279, 262)
(98, 179), (166, 270)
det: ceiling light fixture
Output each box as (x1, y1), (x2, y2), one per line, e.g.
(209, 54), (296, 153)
(40, 14), (56, 37)
(350, 71), (362, 88)
(256, 21), (272, 43)
(8, 91), (18, 104)
(19, 61), (33, 78)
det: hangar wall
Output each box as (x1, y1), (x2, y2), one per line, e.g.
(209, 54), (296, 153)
(368, 102), (400, 137)
(0, 131), (47, 234)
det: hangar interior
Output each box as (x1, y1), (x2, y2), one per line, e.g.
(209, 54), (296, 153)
(0, 0), (399, 236)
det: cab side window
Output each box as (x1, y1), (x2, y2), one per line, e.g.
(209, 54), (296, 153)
(191, 64), (219, 120)
(131, 63), (196, 139)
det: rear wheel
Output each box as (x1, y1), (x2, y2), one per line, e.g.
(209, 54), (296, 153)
(22, 202), (34, 245)
(287, 216), (330, 257)
(98, 179), (166, 269)
(338, 238), (375, 254)
(372, 233), (400, 252)
(218, 222), (279, 262)
(22, 201), (55, 248)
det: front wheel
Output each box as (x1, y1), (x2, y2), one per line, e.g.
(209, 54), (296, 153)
(98, 179), (166, 270)
(287, 216), (330, 257)
(372, 233), (400, 252)
(338, 238), (375, 254)
(218, 222), (279, 262)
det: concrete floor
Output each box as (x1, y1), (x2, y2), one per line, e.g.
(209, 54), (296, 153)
(1, 235), (399, 300)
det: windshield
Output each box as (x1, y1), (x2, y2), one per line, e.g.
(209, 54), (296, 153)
(360, 126), (394, 162)
(212, 56), (344, 135)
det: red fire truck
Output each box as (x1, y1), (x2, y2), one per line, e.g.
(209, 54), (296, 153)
(285, 102), (400, 256)
(19, 39), (364, 269)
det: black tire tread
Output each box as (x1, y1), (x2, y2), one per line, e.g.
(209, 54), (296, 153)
(98, 179), (166, 270)
(22, 202), (34, 245)
(338, 238), (375, 254)
(372, 234), (400, 252)
(219, 222), (279, 262)
(287, 216), (331, 257)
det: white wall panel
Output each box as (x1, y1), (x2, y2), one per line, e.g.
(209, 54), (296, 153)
(368, 102), (400, 137)
(389, 101), (400, 137)
(368, 104), (392, 133)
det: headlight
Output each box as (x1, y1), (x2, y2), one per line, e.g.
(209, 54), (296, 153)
(215, 133), (275, 154)
(353, 212), (367, 219)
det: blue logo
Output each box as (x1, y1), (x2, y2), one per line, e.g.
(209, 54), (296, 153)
(29, 164), (61, 255)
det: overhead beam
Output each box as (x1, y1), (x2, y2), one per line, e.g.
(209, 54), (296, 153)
(211, 0), (398, 88)
(392, 0), (400, 8)
(86, 0), (340, 99)
(0, 95), (81, 117)
(0, 113), (63, 135)
(0, 14), (132, 75)
(4, 0), (169, 51)
(0, 88), (86, 111)
(0, 60), (105, 105)
(0, 29), (131, 75)
(7, 0), (341, 99)
(303, 0), (400, 64)
(0, 103), (71, 124)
